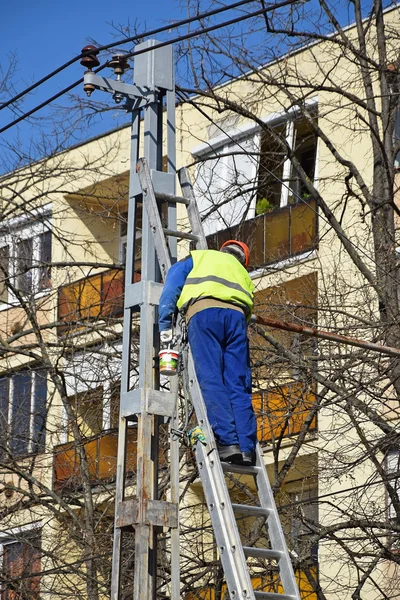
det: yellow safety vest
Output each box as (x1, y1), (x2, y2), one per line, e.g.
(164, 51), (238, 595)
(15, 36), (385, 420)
(177, 250), (254, 319)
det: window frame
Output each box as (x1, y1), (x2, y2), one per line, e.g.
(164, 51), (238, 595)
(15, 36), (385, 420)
(192, 102), (319, 259)
(386, 449), (400, 522)
(0, 369), (47, 458)
(0, 524), (42, 600)
(0, 207), (52, 306)
(61, 345), (124, 445)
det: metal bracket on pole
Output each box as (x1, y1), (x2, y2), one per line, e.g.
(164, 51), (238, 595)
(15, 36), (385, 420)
(83, 72), (156, 106)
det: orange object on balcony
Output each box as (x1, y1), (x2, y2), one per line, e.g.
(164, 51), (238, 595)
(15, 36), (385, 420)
(53, 429), (137, 492)
(58, 268), (139, 334)
(252, 381), (317, 442)
(185, 568), (317, 599)
(206, 200), (317, 268)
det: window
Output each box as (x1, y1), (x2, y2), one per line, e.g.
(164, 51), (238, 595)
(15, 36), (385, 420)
(195, 115), (318, 267)
(250, 273), (318, 381)
(0, 369), (47, 458)
(386, 450), (400, 521)
(0, 216), (51, 304)
(257, 117), (317, 212)
(67, 384), (119, 441)
(1, 530), (41, 599)
(194, 136), (259, 236)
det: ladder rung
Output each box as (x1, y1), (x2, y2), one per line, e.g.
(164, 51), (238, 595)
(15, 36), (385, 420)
(155, 191), (190, 206)
(163, 227), (200, 242)
(243, 547), (283, 561)
(254, 592), (297, 600)
(221, 462), (259, 475)
(231, 503), (272, 518)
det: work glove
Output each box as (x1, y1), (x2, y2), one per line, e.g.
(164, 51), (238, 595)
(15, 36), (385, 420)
(160, 329), (173, 346)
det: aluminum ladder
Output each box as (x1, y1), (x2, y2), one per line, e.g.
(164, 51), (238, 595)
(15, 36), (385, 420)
(137, 157), (301, 600)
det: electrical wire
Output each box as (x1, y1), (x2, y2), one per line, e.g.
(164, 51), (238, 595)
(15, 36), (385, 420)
(0, 0), (300, 136)
(176, 87), (400, 291)
(0, 0), (299, 135)
(0, 0), (260, 113)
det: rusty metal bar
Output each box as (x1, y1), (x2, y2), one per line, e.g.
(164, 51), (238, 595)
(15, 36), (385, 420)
(254, 315), (400, 358)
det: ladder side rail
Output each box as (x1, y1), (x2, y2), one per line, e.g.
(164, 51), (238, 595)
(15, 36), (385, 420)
(111, 107), (141, 600)
(196, 442), (256, 600)
(253, 445), (301, 600)
(178, 167), (208, 250)
(187, 351), (215, 450)
(187, 350), (256, 598)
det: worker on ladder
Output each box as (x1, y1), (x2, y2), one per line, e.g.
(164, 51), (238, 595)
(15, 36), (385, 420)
(158, 240), (257, 466)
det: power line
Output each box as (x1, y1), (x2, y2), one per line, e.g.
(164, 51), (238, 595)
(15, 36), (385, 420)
(0, 0), (299, 136)
(0, 0), (259, 113)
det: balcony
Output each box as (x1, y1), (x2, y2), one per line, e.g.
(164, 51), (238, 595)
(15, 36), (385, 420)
(58, 268), (135, 334)
(185, 568), (317, 599)
(53, 429), (137, 492)
(206, 200), (317, 268)
(253, 381), (317, 442)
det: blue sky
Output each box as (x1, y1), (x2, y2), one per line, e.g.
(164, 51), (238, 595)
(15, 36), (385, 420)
(0, 0), (184, 85)
(0, 0), (184, 161)
(0, 0), (386, 169)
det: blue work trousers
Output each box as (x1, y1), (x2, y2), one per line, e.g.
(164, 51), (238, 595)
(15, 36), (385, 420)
(188, 308), (257, 453)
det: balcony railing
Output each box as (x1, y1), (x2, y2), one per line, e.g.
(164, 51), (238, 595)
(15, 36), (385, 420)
(54, 427), (169, 492)
(185, 568), (318, 599)
(53, 429), (137, 492)
(253, 381), (317, 442)
(206, 200), (317, 267)
(58, 268), (137, 334)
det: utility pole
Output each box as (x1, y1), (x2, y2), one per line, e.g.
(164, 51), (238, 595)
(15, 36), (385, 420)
(80, 42), (179, 600)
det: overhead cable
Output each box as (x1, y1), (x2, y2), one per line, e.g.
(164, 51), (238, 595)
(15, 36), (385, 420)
(0, 0), (300, 135)
(0, 0), (291, 113)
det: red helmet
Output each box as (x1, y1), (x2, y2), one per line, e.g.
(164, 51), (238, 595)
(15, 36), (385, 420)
(220, 240), (250, 268)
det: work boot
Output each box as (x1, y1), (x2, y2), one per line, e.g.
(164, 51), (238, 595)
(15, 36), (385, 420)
(240, 451), (255, 466)
(217, 444), (242, 464)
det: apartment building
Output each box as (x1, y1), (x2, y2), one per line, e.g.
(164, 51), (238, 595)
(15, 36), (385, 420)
(1, 5), (400, 599)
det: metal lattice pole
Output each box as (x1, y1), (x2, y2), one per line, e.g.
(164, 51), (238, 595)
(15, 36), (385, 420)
(82, 40), (179, 600)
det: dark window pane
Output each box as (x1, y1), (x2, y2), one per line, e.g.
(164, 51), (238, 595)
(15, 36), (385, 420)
(0, 378), (9, 459)
(0, 245), (9, 303)
(120, 212), (128, 237)
(2, 533), (41, 599)
(39, 231), (51, 291)
(33, 370), (47, 454)
(257, 124), (286, 212)
(16, 238), (33, 295)
(10, 372), (31, 456)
